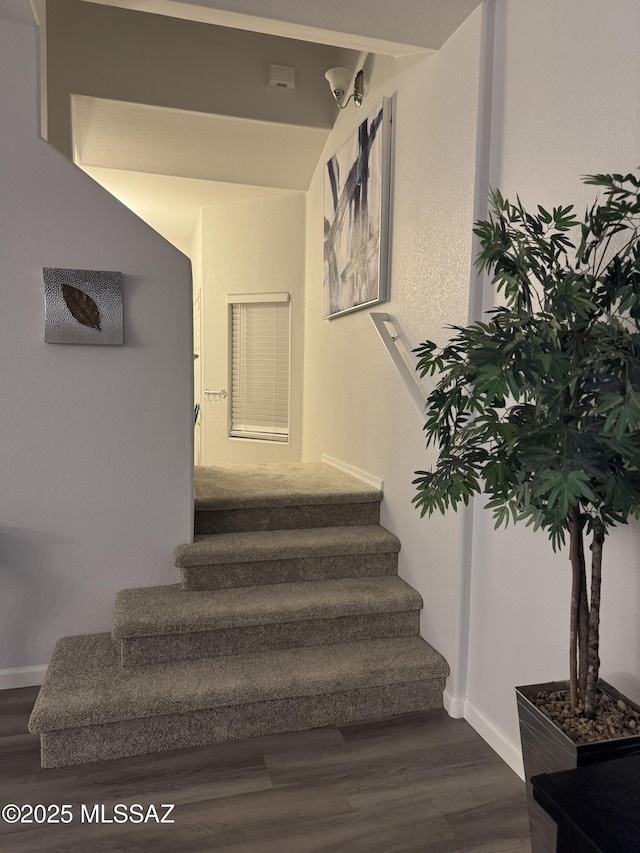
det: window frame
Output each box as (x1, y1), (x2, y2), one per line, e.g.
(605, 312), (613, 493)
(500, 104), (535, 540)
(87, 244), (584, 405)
(226, 292), (291, 444)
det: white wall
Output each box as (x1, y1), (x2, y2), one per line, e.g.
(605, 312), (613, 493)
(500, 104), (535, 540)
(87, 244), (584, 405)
(0, 8), (193, 684)
(200, 194), (305, 464)
(466, 0), (640, 769)
(303, 0), (640, 778)
(303, 12), (483, 699)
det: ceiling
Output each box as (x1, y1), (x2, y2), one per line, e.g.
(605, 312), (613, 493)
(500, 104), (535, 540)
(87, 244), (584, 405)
(71, 82), (333, 253)
(52, 0), (362, 253)
(73, 95), (330, 193)
(62, 0), (481, 254)
(81, 0), (483, 56)
(80, 166), (293, 254)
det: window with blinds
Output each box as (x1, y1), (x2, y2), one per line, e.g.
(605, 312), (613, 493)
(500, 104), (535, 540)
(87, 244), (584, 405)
(228, 293), (290, 442)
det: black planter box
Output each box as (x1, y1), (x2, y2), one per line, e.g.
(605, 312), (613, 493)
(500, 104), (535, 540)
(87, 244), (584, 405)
(516, 679), (640, 853)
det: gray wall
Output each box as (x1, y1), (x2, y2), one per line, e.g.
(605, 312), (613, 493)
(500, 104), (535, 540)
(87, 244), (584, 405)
(0, 7), (193, 681)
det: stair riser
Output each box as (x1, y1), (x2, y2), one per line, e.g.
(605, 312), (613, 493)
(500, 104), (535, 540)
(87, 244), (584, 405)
(39, 679), (445, 768)
(194, 502), (380, 534)
(120, 611), (421, 667)
(181, 552), (398, 591)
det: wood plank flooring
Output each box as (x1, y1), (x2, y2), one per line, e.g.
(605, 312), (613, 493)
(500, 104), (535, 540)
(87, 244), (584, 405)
(0, 687), (531, 853)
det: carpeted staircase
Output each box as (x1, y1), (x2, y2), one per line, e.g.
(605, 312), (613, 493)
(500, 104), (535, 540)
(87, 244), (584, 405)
(29, 463), (449, 768)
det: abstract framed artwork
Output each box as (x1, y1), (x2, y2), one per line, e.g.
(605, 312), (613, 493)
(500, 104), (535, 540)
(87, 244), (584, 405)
(323, 98), (392, 319)
(43, 268), (124, 345)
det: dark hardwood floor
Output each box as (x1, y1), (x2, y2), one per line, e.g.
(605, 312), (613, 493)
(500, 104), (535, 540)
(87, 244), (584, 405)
(0, 686), (531, 852)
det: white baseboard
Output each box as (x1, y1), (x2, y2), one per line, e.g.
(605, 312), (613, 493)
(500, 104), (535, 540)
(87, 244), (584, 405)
(443, 688), (466, 719)
(0, 665), (47, 690)
(321, 455), (384, 491)
(464, 697), (524, 780)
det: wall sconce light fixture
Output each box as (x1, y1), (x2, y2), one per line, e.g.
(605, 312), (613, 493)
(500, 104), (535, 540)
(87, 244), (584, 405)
(324, 67), (364, 109)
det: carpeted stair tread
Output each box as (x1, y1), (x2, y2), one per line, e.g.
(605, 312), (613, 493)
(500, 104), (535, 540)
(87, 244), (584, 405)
(39, 681), (444, 767)
(194, 463), (382, 510)
(112, 577), (422, 639)
(119, 611), (421, 667)
(175, 525), (400, 568)
(29, 634), (448, 733)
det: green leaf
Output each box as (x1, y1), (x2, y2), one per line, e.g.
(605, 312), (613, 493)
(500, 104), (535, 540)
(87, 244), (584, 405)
(415, 169), (640, 547)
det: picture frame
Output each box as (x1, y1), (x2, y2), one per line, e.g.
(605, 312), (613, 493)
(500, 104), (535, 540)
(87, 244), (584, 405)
(322, 97), (392, 320)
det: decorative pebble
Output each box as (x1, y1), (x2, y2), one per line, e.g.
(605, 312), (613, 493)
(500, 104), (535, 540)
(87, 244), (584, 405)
(529, 688), (640, 745)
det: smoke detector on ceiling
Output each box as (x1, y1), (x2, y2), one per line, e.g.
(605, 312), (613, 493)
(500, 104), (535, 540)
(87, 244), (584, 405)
(268, 64), (296, 90)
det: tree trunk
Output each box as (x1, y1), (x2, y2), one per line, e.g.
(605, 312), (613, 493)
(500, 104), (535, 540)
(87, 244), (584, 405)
(568, 506), (583, 710)
(577, 520), (589, 701)
(584, 519), (605, 719)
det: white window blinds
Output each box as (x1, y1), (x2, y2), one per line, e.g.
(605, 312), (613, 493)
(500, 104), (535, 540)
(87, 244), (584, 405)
(229, 294), (290, 442)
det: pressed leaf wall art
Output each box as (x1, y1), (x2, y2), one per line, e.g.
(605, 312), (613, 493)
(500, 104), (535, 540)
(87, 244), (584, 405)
(61, 284), (102, 330)
(44, 268), (123, 345)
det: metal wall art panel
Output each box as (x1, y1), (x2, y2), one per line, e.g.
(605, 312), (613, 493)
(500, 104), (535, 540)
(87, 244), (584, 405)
(43, 268), (123, 345)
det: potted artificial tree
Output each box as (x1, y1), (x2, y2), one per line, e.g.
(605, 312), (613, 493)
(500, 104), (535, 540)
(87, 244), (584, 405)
(413, 172), (640, 851)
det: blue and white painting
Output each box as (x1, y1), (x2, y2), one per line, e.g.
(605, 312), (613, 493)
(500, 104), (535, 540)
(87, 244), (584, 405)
(323, 99), (390, 319)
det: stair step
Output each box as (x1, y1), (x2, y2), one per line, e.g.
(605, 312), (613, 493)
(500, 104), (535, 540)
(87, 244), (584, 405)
(194, 463), (382, 510)
(29, 634), (449, 767)
(194, 464), (382, 534)
(114, 576), (420, 636)
(113, 577), (422, 666)
(175, 525), (401, 590)
(194, 503), (380, 534)
(118, 612), (420, 667)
